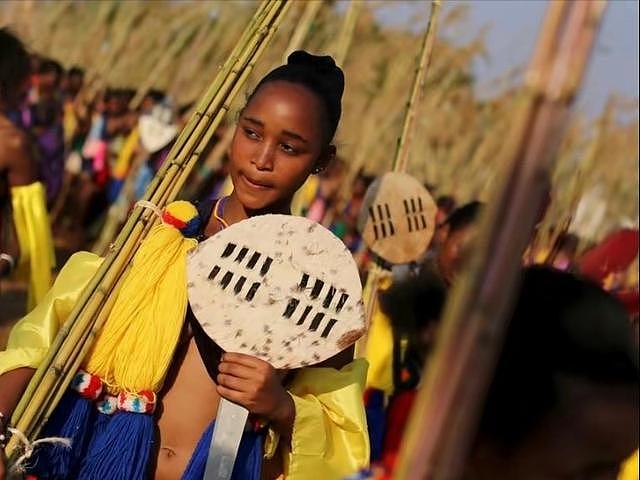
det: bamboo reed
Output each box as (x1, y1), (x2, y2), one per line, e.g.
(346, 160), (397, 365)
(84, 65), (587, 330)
(283, 0), (323, 62)
(393, 0), (441, 173)
(8, 0), (292, 457)
(394, 2), (607, 478)
(184, 125), (236, 201)
(332, 0), (362, 67)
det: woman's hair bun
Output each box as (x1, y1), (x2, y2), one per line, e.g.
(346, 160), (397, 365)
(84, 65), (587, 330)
(248, 50), (345, 141)
(287, 50), (337, 72)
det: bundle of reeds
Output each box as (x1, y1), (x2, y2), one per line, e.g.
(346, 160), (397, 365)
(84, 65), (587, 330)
(6, 0), (292, 459)
(395, 2), (608, 478)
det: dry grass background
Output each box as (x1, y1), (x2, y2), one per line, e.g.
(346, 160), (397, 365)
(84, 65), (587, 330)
(1, 0), (637, 246)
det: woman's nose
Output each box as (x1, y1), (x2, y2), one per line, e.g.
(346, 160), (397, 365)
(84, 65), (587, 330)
(252, 142), (275, 171)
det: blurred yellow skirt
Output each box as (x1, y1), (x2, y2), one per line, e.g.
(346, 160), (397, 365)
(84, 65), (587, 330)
(11, 182), (56, 310)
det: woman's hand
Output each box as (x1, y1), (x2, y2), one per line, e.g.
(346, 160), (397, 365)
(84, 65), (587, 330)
(216, 352), (294, 432)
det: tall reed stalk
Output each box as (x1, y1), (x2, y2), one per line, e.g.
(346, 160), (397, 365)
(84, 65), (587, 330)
(393, 0), (441, 173)
(332, 0), (361, 66)
(282, 0), (323, 62)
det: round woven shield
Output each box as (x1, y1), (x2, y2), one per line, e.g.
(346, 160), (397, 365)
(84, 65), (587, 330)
(358, 172), (437, 264)
(187, 215), (365, 369)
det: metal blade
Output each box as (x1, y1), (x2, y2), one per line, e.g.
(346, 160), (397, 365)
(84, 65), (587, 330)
(203, 398), (249, 480)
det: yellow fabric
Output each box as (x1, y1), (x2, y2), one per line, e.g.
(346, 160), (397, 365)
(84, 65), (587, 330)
(291, 176), (319, 217)
(363, 276), (394, 395)
(0, 251), (102, 376)
(63, 101), (78, 145)
(11, 182), (56, 310)
(112, 127), (139, 180)
(267, 358), (370, 479)
(618, 450), (639, 480)
(85, 216), (197, 394)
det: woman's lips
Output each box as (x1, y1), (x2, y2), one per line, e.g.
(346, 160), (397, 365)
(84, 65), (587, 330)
(241, 173), (272, 190)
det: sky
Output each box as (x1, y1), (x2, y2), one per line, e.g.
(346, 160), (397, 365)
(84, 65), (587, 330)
(373, 0), (639, 117)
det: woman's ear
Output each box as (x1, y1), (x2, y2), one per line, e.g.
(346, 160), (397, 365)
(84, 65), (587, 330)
(312, 144), (336, 174)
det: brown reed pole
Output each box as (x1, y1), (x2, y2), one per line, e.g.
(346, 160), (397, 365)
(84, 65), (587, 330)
(282, 0), (323, 62)
(332, 0), (362, 67)
(393, 0), (441, 174)
(394, 2), (608, 479)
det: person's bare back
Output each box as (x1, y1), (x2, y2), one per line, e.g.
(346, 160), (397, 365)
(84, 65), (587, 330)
(0, 113), (37, 277)
(0, 114), (36, 188)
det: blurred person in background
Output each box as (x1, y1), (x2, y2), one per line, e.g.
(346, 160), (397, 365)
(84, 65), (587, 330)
(331, 172), (375, 253)
(0, 28), (55, 310)
(464, 267), (638, 480)
(365, 201), (483, 471)
(434, 200), (483, 286)
(25, 58), (65, 206)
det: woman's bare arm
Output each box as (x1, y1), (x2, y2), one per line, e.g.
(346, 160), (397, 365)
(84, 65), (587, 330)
(0, 367), (35, 421)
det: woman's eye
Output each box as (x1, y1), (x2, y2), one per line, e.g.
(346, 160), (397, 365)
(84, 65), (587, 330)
(280, 143), (297, 155)
(243, 128), (259, 140)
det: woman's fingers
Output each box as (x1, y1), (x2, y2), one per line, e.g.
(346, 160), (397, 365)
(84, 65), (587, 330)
(216, 384), (249, 407)
(218, 360), (256, 380)
(216, 372), (250, 392)
(222, 352), (267, 368)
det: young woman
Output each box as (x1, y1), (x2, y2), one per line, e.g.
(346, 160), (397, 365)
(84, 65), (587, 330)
(0, 51), (369, 479)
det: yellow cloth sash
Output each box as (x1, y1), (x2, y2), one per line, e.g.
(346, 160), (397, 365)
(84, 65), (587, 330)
(280, 359), (370, 479)
(63, 101), (78, 146)
(362, 275), (394, 396)
(112, 127), (140, 180)
(0, 251), (101, 376)
(291, 176), (320, 217)
(0, 250), (370, 478)
(11, 182), (56, 310)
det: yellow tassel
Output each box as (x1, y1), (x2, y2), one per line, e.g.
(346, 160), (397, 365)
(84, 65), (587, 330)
(85, 209), (198, 394)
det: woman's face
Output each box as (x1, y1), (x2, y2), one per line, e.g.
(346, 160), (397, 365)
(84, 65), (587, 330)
(229, 80), (329, 211)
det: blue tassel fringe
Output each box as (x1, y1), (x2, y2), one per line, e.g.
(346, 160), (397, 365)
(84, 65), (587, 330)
(77, 411), (155, 480)
(28, 389), (95, 479)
